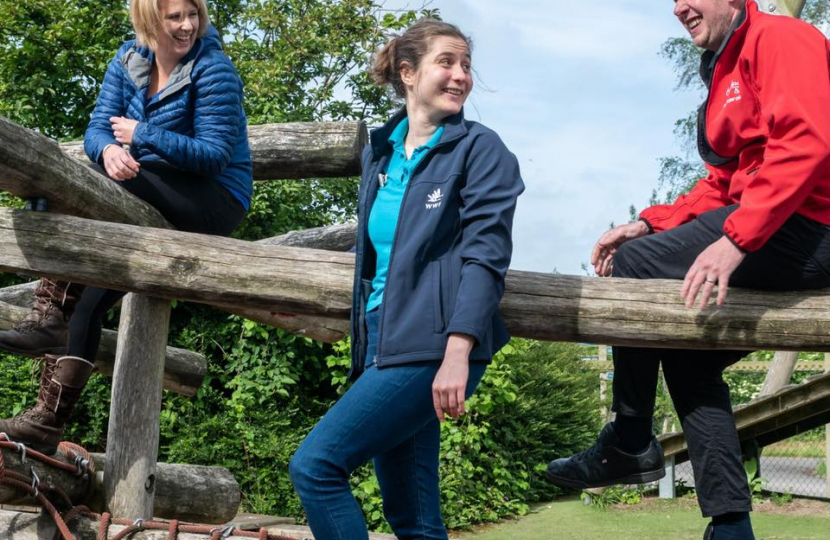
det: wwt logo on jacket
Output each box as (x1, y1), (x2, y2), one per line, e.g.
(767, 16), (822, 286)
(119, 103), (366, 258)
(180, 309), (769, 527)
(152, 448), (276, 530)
(426, 188), (443, 210)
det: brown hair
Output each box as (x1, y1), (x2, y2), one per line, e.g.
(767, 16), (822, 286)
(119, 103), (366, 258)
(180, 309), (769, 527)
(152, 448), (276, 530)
(372, 19), (471, 98)
(131, 0), (210, 51)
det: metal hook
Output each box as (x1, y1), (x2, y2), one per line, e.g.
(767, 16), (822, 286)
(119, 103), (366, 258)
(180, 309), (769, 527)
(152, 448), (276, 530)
(73, 454), (89, 477)
(15, 442), (27, 464)
(30, 467), (40, 499)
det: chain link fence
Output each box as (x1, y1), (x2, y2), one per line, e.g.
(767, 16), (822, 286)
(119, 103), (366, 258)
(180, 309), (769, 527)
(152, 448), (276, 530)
(580, 346), (830, 500)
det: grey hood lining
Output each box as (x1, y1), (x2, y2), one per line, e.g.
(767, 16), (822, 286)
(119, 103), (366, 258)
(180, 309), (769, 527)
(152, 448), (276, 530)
(121, 48), (196, 101)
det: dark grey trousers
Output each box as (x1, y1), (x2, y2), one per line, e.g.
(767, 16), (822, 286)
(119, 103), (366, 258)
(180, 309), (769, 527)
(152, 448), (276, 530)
(610, 204), (830, 517)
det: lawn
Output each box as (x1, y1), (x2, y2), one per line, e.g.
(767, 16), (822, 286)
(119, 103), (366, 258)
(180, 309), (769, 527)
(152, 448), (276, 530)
(462, 497), (830, 540)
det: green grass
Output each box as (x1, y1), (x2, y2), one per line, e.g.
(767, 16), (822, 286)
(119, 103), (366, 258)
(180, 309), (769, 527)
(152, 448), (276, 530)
(461, 497), (830, 540)
(763, 440), (825, 458)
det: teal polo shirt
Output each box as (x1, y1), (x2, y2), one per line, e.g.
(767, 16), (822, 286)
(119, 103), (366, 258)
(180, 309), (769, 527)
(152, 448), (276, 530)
(367, 118), (444, 312)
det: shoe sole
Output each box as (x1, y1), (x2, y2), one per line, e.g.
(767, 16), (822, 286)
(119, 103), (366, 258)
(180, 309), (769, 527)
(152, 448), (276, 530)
(546, 468), (666, 489)
(0, 343), (68, 357)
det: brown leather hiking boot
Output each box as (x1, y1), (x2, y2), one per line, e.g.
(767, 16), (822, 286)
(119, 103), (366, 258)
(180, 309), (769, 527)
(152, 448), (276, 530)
(0, 279), (84, 356)
(0, 355), (96, 455)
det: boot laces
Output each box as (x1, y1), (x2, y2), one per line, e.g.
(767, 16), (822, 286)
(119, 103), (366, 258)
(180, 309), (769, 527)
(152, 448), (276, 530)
(573, 442), (602, 463)
(13, 279), (62, 331)
(10, 404), (50, 424)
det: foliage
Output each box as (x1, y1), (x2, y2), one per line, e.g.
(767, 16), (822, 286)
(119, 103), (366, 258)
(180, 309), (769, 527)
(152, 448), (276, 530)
(583, 485), (644, 509)
(744, 455), (768, 503)
(0, 0), (133, 140)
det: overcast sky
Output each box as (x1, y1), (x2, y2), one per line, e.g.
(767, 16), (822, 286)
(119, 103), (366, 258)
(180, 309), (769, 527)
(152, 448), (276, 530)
(381, 0), (704, 274)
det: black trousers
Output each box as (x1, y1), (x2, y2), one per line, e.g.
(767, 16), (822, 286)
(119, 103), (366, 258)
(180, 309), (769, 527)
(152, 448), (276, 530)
(67, 162), (246, 361)
(611, 204), (830, 517)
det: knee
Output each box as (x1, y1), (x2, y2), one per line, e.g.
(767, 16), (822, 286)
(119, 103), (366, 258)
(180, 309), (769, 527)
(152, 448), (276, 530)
(612, 241), (637, 278)
(288, 447), (315, 497)
(289, 444), (342, 500)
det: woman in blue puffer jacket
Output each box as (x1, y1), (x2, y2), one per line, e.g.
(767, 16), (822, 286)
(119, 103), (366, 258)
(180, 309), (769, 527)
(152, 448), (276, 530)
(0, 0), (252, 456)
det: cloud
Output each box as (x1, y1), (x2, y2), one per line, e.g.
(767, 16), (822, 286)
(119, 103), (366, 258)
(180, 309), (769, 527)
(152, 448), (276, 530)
(377, 1), (702, 274)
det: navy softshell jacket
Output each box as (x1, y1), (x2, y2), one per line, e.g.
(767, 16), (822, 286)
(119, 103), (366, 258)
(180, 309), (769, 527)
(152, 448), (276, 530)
(349, 109), (525, 380)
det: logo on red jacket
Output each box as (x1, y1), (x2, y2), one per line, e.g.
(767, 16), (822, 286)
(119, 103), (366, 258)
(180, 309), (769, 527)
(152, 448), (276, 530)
(724, 80), (742, 108)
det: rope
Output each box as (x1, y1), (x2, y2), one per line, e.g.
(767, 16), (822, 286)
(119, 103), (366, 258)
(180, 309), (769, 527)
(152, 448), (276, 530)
(0, 435), (298, 540)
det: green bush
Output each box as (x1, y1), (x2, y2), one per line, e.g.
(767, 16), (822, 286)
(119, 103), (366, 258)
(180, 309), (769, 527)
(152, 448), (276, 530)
(0, 323), (604, 531)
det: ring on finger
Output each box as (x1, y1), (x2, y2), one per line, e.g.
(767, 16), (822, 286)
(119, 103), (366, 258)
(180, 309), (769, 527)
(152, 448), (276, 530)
(705, 278), (716, 284)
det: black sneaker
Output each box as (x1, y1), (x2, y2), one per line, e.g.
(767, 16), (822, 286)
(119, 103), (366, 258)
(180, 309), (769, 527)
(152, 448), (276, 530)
(545, 422), (665, 489)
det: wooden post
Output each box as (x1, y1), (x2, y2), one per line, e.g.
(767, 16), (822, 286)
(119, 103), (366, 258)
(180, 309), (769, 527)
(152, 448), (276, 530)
(104, 294), (171, 520)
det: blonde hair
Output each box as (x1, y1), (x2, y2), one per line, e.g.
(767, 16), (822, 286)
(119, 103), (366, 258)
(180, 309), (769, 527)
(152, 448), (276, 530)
(372, 19), (471, 98)
(130, 0), (210, 51)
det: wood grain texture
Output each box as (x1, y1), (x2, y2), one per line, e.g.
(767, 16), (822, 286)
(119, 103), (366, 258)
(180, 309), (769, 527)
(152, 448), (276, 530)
(0, 117), (167, 228)
(89, 454), (239, 523)
(0, 449), (237, 524)
(0, 298), (204, 395)
(0, 445), (92, 506)
(259, 221), (356, 251)
(59, 121), (368, 180)
(104, 295), (170, 520)
(3, 209), (830, 351)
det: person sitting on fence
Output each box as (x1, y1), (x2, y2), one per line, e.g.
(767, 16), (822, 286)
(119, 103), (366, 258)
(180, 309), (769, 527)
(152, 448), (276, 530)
(545, 1), (830, 539)
(0, 0), (252, 455)
(288, 19), (524, 540)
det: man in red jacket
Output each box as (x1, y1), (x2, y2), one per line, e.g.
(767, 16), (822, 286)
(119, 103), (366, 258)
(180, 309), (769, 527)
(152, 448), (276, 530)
(547, 1), (830, 539)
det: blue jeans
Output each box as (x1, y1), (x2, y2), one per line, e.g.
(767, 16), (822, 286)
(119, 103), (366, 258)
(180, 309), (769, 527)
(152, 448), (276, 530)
(290, 309), (486, 540)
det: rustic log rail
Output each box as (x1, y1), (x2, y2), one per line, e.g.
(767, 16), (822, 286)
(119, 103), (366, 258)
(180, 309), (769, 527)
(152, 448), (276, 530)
(0, 299), (205, 396)
(58, 121), (368, 181)
(0, 444), (239, 524)
(581, 359), (828, 373)
(2, 209), (830, 351)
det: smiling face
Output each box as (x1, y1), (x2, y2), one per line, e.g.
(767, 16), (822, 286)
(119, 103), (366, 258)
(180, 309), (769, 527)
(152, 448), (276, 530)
(673, 0), (743, 51)
(401, 35), (473, 124)
(156, 0), (200, 63)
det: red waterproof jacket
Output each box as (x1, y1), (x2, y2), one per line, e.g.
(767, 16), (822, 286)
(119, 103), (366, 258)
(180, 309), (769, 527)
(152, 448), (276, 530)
(640, 0), (830, 252)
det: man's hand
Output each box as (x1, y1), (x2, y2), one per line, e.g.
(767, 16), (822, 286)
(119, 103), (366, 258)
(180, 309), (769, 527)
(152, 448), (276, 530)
(681, 236), (746, 308)
(110, 116), (139, 145)
(432, 334), (474, 422)
(591, 220), (650, 276)
(102, 145), (140, 181)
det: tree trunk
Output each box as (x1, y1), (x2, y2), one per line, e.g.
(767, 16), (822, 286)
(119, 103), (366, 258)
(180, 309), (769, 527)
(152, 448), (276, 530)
(759, 351), (799, 396)
(760, 0), (807, 18)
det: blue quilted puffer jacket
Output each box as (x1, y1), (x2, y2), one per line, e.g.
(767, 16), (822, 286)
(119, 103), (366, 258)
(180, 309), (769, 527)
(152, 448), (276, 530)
(84, 26), (253, 210)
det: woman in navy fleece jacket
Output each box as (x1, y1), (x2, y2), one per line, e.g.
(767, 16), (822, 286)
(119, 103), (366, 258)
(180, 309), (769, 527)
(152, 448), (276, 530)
(290, 19), (524, 540)
(0, 0), (251, 456)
